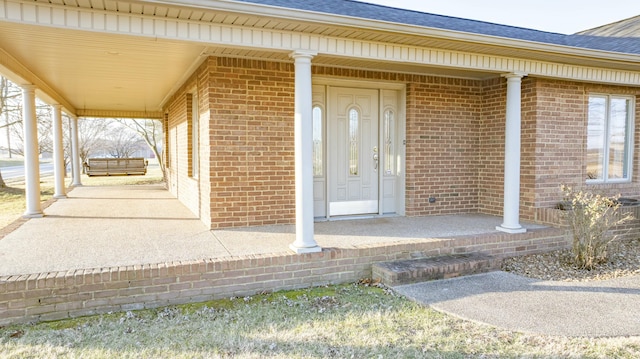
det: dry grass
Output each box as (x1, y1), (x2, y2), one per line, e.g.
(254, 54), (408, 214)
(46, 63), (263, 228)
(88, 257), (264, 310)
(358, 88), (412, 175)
(1, 284), (639, 358)
(0, 179), (55, 229)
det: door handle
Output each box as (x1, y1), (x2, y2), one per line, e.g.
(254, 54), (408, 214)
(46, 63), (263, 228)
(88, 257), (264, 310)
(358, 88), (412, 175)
(373, 153), (379, 170)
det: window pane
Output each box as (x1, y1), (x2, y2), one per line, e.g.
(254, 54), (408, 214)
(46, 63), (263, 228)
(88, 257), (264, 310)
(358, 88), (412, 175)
(608, 98), (630, 179)
(587, 96), (606, 180)
(349, 108), (359, 176)
(384, 109), (394, 175)
(312, 106), (323, 177)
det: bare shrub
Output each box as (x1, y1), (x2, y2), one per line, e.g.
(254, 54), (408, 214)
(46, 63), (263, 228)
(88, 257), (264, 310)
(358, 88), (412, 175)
(561, 185), (633, 270)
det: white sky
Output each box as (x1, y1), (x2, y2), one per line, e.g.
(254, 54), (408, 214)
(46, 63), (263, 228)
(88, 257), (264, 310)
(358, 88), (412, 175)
(359, 0), (640, 34)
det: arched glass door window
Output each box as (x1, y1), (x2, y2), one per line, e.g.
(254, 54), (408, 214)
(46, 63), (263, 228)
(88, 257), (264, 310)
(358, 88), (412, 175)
(312, 106), (323, 177)
(349, 108), (359, 176)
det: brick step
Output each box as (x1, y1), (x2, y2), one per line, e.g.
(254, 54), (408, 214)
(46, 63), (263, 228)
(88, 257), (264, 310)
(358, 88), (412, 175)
(372, 253), (502, 286)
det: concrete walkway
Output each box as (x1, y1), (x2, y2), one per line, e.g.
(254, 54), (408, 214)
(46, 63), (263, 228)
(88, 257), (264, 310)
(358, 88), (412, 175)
(394, 271), (640, 337)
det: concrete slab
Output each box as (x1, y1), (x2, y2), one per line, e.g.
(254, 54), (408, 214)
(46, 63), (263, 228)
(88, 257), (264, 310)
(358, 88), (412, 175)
(394, 271), (640, 337)
(0, 184), (231, 276)
(213, 214), (548, 253)
(0, 183), (548, 276)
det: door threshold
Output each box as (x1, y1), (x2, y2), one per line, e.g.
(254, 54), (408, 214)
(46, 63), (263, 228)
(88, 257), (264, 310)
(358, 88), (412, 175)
(314, 213), (400, 222)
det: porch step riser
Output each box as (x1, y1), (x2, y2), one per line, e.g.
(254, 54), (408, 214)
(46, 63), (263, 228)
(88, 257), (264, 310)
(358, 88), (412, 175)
(372, 254), (502, 286)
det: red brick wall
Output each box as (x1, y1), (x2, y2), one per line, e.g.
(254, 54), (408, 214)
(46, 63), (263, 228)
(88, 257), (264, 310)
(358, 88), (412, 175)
(0, 227), (566, 326)
(166, 57), (640, 228)
(164, 61), (209, 223)
(207, 58), (296, 228)
(405, 78), (482, 216)
(477, 78), (640, 221)
(478, 78), (507, 217)
(465, 77), (558, 220)
(526, 79), (585, 218)
(525, 79), (640, 220)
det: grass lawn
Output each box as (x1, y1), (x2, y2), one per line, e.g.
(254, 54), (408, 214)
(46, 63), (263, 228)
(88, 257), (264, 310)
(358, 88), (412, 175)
(1, 284), (639, 358)
(0, 179), (55, 229)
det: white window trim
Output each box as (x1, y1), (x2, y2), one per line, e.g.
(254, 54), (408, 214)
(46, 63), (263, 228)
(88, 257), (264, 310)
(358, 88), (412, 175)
(586, 93), (635, 185)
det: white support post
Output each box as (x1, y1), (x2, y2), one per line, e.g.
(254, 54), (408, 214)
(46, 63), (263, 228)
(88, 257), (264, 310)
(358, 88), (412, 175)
(22, 85), (43, 218)
(497, 73), (527, 234)
(70, 116), (82, 186)
(289, 50), (321, 254)
(52, 104), (66, 198)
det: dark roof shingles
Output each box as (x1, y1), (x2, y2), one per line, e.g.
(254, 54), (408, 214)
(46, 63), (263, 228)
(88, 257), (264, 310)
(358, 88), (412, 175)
(235, 0), (640, 55)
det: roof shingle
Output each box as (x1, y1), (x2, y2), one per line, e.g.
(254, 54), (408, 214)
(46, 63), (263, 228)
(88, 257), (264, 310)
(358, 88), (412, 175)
(235, 0), (640, 55)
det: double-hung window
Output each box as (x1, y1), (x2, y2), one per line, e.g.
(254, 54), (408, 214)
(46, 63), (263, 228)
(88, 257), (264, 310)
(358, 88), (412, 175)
(586, 94), (634, 183)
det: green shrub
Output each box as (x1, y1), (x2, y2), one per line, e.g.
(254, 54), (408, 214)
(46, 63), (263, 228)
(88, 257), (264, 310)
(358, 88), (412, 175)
(561, 185), (633, 270)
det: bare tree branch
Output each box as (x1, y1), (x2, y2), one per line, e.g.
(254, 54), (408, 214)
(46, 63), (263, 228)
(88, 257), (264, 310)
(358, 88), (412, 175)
(104, 123), (145, 158)
(0, 120), (20, 129)
(116, 118), (165, 181)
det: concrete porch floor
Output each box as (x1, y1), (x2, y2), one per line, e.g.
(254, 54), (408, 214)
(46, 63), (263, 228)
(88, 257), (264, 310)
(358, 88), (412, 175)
(0, 184), (547, 277)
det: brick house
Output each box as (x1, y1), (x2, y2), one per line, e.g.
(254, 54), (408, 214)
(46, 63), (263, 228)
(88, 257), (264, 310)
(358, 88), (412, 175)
(2, 0), (640, 253)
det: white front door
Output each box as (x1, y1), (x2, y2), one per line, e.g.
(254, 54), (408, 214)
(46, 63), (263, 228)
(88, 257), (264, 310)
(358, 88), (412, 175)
(328, 87), (379, 216)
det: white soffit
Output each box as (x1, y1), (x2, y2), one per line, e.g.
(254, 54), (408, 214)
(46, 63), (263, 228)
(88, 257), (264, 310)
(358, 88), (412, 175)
(0, 21), (206, 115)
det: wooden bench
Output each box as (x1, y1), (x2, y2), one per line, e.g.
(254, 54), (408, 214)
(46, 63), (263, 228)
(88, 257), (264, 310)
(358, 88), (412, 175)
(83, 158), (148, 176)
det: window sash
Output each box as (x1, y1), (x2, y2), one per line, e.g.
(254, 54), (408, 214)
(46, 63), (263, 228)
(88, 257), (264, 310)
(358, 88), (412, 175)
(586, 95), (633, 183)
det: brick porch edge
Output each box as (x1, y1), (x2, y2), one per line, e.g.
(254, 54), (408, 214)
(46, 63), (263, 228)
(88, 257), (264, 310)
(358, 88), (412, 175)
(0, 227), (567, 325)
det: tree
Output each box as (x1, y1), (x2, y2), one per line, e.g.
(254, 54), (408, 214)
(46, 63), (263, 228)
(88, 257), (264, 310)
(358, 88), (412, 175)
(73, 118), (112, 167)
(116, 118), (165, 180)
(9, 101), (53, 157)
(0, 76), (22, 188)
(0, 76), (21, 155)
(105, 123), (145, 158)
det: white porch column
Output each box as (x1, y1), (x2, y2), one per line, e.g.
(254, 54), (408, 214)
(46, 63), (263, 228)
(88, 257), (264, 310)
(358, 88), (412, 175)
(497, 73), (527, 234)
(21, 85), (43, 218)
(289, 50), (321, 254)
(70, 116), (82, 186)
(52, 104), (66, 198)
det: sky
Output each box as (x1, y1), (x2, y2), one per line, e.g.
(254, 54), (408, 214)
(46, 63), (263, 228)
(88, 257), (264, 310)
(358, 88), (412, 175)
(360, 0), (640, 34)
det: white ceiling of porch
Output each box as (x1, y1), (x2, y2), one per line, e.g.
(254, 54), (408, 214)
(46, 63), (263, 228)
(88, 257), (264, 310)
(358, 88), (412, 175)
(0, 22), (206, 116)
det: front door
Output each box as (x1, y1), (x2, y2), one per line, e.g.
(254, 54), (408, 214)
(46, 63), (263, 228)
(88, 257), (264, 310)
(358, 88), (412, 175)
(328, 87), (379, 216)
